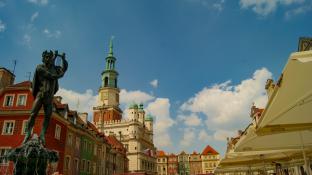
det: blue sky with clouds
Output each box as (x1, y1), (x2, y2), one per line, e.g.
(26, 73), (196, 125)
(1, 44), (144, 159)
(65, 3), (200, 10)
(1, 0), (312, 155)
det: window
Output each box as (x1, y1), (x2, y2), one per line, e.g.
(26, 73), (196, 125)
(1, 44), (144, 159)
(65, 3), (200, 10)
(16, 94), (27, 106)
(65, 156), (71, 170)
(83, 140), (87, 151)
(21, 120), (29, 135)
(87, 161), (90, 173)
(0, 148), (10, 164)
(81, 159), (85, 171)
(94, 144), (97, 155)
(76, 137), (80, 150)
(2, 120), (15, 135)
(67, 133), (73, 146)
(74, 158), (79, 172)
(3, 94), (14, 107)
(54, 124), (61, 140)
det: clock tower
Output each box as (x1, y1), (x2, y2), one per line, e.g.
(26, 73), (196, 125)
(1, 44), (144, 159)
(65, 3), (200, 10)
(93, 38), (122, 122)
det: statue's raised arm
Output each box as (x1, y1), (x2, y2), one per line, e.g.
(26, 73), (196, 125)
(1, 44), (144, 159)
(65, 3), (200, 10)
(55, 51), (68, 78)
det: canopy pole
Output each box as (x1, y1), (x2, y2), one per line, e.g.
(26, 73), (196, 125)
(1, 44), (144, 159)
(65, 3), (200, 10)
(299, 131), (310, 175)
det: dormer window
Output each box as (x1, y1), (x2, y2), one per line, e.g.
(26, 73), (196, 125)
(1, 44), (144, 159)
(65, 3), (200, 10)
(3, 94), (14, 107)
(16, 94), (27, 106)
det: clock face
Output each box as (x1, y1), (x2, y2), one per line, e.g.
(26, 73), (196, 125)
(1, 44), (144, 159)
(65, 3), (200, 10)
(101, 92), (108, 100)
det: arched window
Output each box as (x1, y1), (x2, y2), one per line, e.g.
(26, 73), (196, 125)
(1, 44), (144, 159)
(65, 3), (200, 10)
(104, 77), (108, 87)
(114, 79), (117, 88)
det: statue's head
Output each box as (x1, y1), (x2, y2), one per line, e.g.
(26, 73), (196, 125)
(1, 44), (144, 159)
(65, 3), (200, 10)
(42, 50), (54, 66)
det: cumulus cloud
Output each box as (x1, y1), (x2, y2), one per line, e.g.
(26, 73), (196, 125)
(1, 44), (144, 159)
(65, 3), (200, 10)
(120, 89), (154, 105)
(31, 12), (39, 22)
(180, 128), (196, 147)
(285, 4), (312, 19)
(213, 129), (237, 141)
(213, 0), (225, 12)
(56, 88), (99, 119)
(181, 68), (272, 137)
(28, 0), (48, 5)
(188, 0), (226, 12)
(150, 79), (158, 88)
(178, 113), (202, 126)
(240, 0), (305, 16)
(43, 28), (61, 38)
(145, 98), (175, 147)
(22, 34), (32, 48)
(0, 20), (6, 32)
(198, 129), (212, 141)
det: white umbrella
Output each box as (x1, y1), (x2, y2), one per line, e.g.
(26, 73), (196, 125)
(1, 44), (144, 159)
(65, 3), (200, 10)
(257, 50), (312, 135)
(254, 50), (312, 175)
(234, 124), (312, 174)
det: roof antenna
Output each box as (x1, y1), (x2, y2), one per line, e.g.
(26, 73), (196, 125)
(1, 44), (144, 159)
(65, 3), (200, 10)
(26, 72), (31, 81)
(12, 60), (17, 74)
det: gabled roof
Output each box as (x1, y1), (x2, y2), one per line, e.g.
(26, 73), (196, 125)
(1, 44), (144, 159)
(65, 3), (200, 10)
(179, 151), (186, 155)
(168, 153), (176, 157)
(191, 151), (198, 155)
(157, 150), (166, 157)
(106, 135), (126, 154)
(202, 145), (219, 155)
(8, 81), (31, 88)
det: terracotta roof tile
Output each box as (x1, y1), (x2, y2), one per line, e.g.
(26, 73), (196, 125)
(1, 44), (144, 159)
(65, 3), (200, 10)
(192, 151), (198, 155)
(106, 135), (126, 154)
(168, 153), (176, 157)
(157, 150), (166, 157)
(7, 81), (31, 88)
(202, 145), (219, 155)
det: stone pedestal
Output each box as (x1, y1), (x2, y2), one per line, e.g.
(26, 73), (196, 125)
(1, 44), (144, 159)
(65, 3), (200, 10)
(7, 135), (58, 175)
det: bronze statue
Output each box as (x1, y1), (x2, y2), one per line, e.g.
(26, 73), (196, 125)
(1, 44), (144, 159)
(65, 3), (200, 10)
(23, 50), (68, 145)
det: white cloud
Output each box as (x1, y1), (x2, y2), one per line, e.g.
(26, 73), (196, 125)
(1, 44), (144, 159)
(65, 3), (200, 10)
(178, 113), (202, 126)
(240, 0), (305, 16)
(43, 28), (61, 38)
(213, 0), (225, 12)
(198, 129), (213, 141)
(0, 20), (6, 32)
(150, 79), (158, 88)
(181, 67), (272, 131)
(213, 129), (236, 141)
(180, 128), (196, 147)
(28, 0), (48, 5)
(120, 89), (154, 105)
(31, 12), (39, 22)
(188, 0), (226, 12)
(23, 34), (32, 47)
(145, 98), (175, 147)
(285, 4), (312, 19)
(56, 88), (99, 118)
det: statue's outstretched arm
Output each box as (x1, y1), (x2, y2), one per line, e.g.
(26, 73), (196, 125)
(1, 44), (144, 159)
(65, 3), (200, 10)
(55, 54), (68, 78)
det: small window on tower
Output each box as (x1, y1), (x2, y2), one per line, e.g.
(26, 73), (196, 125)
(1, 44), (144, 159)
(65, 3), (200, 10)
(104, 77), (108, 87)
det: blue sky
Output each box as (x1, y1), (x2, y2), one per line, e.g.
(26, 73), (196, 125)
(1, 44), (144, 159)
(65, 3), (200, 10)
(1, 0), (311, 155)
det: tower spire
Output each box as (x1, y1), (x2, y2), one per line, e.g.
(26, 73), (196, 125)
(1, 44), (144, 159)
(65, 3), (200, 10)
(108, 36), (114, 57)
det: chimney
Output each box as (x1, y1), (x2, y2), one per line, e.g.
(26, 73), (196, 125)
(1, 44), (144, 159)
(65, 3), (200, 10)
(78, 112), (88, 124)
(55, 96), (62, 103)
(0, 67), (15, 89)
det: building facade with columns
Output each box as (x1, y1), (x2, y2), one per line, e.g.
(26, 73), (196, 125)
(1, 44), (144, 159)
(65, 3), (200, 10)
(93, 39), (157, 175)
